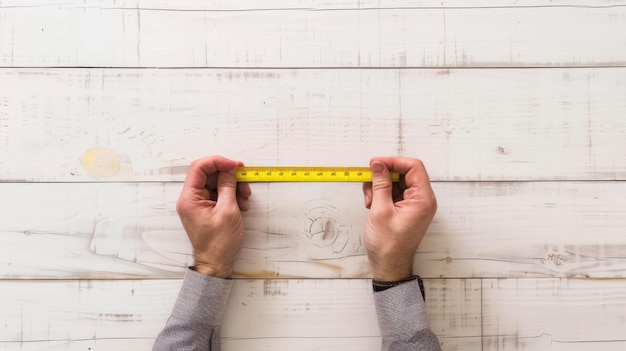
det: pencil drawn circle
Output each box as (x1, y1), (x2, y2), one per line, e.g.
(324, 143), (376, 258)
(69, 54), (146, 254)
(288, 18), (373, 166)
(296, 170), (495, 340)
(306, 214), (340, 247)
(301, 201), (351, 254)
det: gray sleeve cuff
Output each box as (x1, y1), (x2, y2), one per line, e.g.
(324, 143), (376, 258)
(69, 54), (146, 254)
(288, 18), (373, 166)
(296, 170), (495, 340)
(170, 268), (234, 327)
(373, 278), (430, 340)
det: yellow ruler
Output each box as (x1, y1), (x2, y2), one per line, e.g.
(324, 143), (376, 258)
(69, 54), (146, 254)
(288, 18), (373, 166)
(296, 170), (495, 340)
(235, 166), (400, 182)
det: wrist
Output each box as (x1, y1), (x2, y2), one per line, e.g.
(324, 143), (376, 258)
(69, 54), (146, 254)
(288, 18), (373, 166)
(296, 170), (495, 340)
(369, 258), (413, 282)
(372, 275), (419, 292)
(372, 271), (413, 282)
(192, 263), (232, 279)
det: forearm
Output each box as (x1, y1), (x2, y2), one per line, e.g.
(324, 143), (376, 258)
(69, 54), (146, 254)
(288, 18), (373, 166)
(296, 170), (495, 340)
(153, 268), (233, 351)
(373, 279), (441, 351)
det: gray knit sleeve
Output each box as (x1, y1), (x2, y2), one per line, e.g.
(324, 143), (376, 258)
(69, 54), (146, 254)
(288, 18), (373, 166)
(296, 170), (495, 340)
(152, 268), (233, 351)
(373, 279), (442, 351)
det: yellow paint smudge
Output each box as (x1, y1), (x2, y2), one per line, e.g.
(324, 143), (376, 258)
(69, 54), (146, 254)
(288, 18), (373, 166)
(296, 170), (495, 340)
(82, 147), (121, 177)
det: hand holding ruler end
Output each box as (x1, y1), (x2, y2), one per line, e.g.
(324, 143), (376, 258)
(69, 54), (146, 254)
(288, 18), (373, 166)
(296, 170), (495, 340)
(235, 166), (400, 183)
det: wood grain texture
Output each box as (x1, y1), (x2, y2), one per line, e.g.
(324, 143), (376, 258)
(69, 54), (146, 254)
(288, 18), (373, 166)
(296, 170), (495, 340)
(3, 0), (625, 349)
(1, 68), (625, 182)
(0, 1), (625, 68)
(482, 278), (626, 350)
(2, 181), (624, 279)
(0, 278), (481, 351)
(2, 278), (624, 350)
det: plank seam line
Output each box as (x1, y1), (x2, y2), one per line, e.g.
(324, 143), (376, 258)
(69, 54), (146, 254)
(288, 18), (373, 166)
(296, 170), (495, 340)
(553, 339), (626, 343)
(0, 337), (155, 343)
(2, 66), (626, 70)
(4, 277), (626, 282)
(480, 334), (626, 343)
(223, 336), (381, 340)
(3, 4), (626, 11)
(480, 278), (484, 351)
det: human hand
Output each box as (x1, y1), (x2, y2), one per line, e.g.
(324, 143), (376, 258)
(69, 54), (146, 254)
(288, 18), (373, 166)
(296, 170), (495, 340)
(176, 156), (251, 278)
(362, 157), (437, 282)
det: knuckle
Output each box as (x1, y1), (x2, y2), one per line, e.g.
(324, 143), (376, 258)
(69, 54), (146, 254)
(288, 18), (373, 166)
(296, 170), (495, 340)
(372, 179), (391, 192)
(175, 198), (189, 215)
(408, 158), (425, 171)
(422, 194), (438, 216)
(414, 158), (425, 168)
(188, 159), (201, 171)
(430, 194), (438, 211)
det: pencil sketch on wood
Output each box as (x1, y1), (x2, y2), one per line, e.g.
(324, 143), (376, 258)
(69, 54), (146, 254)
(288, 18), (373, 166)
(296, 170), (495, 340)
(1, 181), (625, 279)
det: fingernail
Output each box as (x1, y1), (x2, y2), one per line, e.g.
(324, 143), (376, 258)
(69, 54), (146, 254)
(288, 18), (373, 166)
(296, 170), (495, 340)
(371, 162), (384, 174)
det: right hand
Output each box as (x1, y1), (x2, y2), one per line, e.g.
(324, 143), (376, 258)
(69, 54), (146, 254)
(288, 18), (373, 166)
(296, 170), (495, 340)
(362, 157), (437, 282)
(176, 155), (251, 278)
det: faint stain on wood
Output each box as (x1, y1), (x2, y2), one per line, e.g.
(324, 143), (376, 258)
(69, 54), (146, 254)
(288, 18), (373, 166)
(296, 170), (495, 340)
(82, 147), (122, 177)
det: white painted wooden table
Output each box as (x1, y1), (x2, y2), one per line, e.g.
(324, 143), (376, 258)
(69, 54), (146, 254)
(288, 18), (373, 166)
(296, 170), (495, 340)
(1, 1), (625, 350)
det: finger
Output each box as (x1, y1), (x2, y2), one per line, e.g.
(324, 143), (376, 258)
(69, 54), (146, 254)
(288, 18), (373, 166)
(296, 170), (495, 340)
(362, 182), (373, 209)
(370, 159), (394, 208)
(216, 166), (239, 208)
(237, 183), (251, 211)
(183, 155), (238, 192)
(235, 160), (251, 211)
(237, 194), (250, 211)
(235, 161), (251, 198)
(237, 182), (252, 198)
(402, 159), (432, 190)
(372, 157), (433, 198)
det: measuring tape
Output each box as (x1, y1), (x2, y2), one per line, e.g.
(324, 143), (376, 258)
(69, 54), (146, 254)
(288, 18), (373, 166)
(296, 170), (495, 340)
(235, 166), (400, 182)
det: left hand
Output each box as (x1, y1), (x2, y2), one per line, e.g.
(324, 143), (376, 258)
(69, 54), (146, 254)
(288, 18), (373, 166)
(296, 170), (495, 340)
(176, 155), (251, 278)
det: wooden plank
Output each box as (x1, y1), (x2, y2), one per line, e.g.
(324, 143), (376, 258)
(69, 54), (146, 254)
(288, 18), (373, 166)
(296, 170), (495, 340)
(0, 68), (625, 182)
(482, 278), (626, 351)
(0, 279), (171, 346)
(5, 0), (625, 10)
(1, 181), (625, 279)
(1, 1), (625, 67)
(0, 340), (155, 351)
(0, 278), (480, 351)
(400, 69), (626, 181)
(223, 337), (482, 351)
(3, 277), (625, 350)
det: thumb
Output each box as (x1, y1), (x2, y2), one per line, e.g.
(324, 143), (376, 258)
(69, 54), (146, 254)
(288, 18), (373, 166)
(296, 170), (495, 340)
(370, 161), (393, 207)
(216, 168), (238, 208)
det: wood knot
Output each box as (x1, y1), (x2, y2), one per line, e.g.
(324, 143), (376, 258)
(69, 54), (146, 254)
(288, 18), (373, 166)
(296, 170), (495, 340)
(547, 253), (564, 266)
